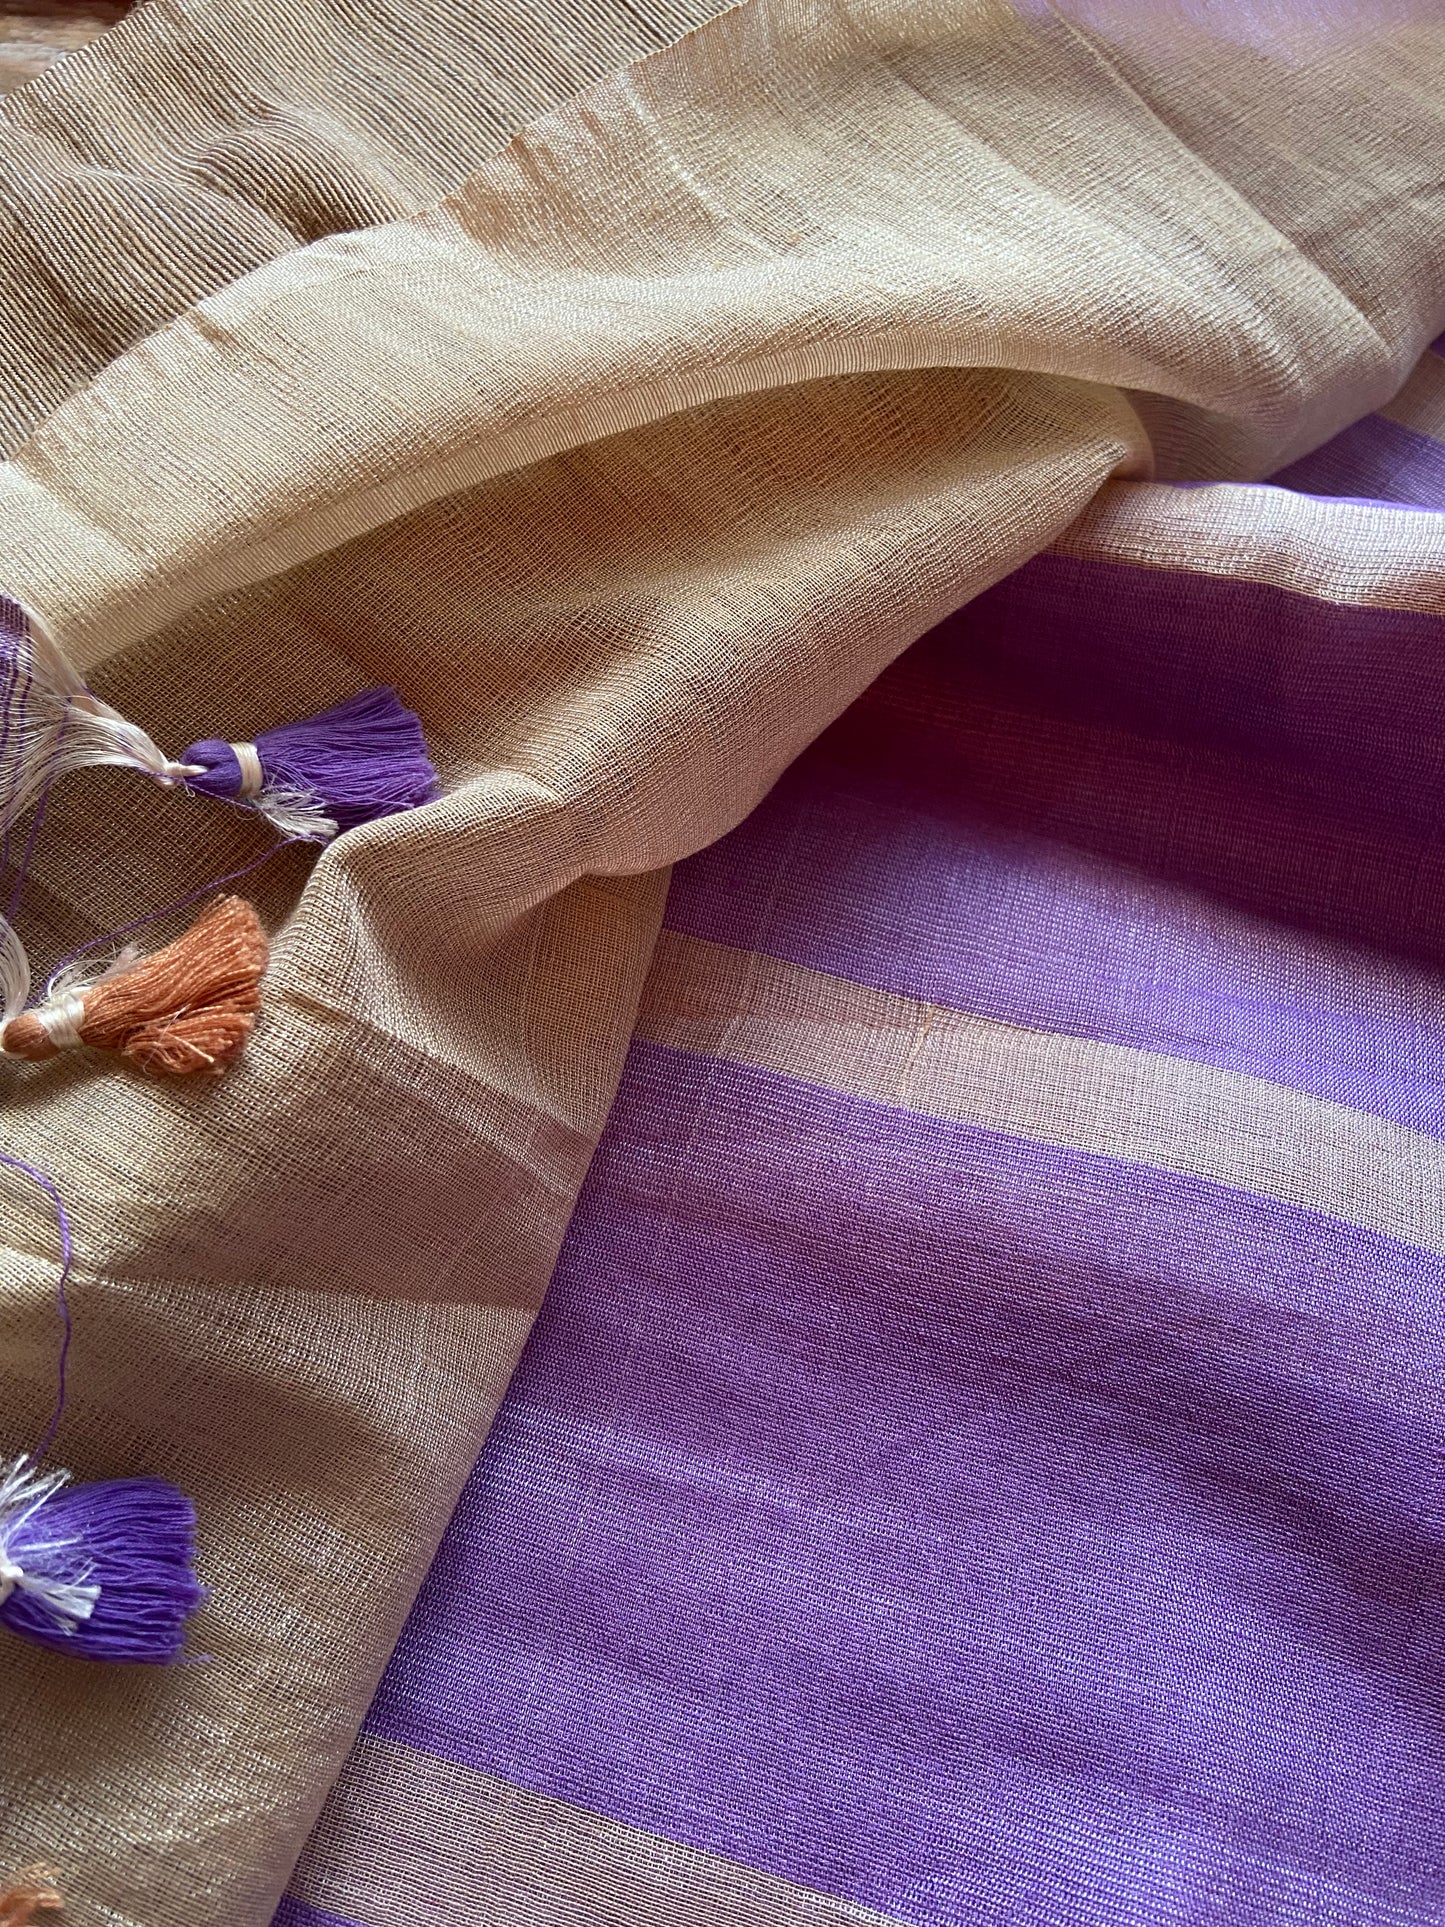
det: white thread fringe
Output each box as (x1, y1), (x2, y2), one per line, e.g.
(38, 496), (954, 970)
(33, 993), (86, 1052)
(0, 916), (30, 1036)
(0, 1460), (98, 1632)
(0, 607), (184, 1039)
(1, 614), (180, 842)
(253, 783), (339, 842)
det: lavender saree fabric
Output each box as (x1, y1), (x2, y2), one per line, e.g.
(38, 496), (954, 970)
(281, 380), (1445, 1920)
(1273, 337), (1445, 510)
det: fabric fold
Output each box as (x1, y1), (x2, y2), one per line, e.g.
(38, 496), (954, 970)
(0, 1), (1441, 1922)
(290, 440), (1445, 1927)
(1, 0), (1436, 667)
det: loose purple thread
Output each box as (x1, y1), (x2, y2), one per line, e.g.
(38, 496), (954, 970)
(0, 677), (297, 1461)
(42, 835), (301, 994)
(2, 836), (300, 1464)
(3, 838), (300, 1457)
(3, 837), (304, 1461)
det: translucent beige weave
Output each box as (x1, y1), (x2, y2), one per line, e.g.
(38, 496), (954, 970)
(0, 1), (1441, 1919)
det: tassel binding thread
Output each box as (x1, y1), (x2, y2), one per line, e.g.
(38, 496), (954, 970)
(1, 895), (268, 1076)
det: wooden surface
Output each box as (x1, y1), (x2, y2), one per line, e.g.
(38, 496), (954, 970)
(0, 0), (129, 94)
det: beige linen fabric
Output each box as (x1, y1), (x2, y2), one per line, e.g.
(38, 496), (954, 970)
(0, 0), (725, 446)
(1381, 346), (1445, 442)
(1056, 478), (1445, 610)
(5, 0), (1443, 664)
(0, 2), (1442, 1922)
(294, 1734), (897, 1927)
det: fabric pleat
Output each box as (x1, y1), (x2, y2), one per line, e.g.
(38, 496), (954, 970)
(0, 2), (1440, 1922)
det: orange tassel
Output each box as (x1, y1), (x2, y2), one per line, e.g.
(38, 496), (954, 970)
(0, 1867), (61, 1924)
(0, 896), (268, 1077)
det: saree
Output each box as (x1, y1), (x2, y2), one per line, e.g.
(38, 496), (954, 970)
(0, 1), (1440, 1922)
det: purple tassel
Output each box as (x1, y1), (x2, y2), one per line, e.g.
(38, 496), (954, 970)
(180, 687), (439, 839)
(0, 1459), (204, 1663)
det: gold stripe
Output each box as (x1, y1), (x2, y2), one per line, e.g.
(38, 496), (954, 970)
(637, 930), (1445, 1256)
(1054, 477), (1445, 615)
(292, 1732), (893, 1927)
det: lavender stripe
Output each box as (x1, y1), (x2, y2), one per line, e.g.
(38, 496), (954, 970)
(366, 1043), (1445, 1927)
(272, 1900), (357, 1927)
(1272, 414), (1445, 510)
(811, 623), (1445, 971)
(917, 554), (1445, 837)
(667, 556), (1445, 1131)
(665, 764), (1445, 1134)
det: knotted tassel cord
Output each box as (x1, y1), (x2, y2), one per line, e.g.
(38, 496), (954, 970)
(3, 599), (437, 850)
(0, 701), (67, 1025)
(0, 729), (295, 1068)
(0, 596), (196, 849)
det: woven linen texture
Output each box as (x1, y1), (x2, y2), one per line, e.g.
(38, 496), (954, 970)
(0, 1), (1441, 1921)
(295, 462), (1445, 1926)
